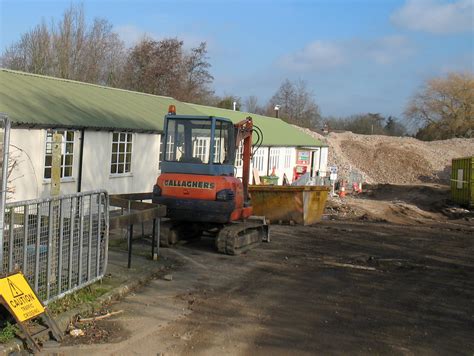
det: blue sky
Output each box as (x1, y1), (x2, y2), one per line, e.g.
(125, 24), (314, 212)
(1, 0), (473, 119)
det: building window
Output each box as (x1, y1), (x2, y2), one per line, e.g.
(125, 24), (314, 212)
(165, 135), (174, 161)
(252, 148), (265, 172)
(235, 142), (243, 167)
(192, 138), (209, 163)
(284, 148), (292, 169)
(111, 132), (133, 174)
(269, 148), (280, 170)
(213, 136), (231, 164)
(158, 134), (173, 171)
(213, 137), (221, 163)
(44, 130), (74, 179)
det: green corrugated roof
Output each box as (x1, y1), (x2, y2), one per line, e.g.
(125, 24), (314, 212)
(184, 104), (325, 147)
(0, 69), (200, 131)
(0, 69), (324, 146)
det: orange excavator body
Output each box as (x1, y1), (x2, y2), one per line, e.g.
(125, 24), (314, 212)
(156, 173), (253, 223)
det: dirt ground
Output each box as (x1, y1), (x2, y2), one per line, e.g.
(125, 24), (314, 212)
(326, 183), (474, 225)
(41, 184), (473, 356)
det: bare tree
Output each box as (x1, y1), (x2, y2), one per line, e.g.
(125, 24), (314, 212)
(51, 4), (86, 79)
(1, 4), (125, 86)
(268, 79), (321, 128)
(181, 42), (214, 103)
(1, 3), (214, 100)
(121, 38), (214, 102)
(2, 21), (52, 74)
(384, 116), (407, 137)
(210, 95), (241, 110)
(121, 38), (155, 93)
(122, 38), (184, 96)
(244, 95), (263, 114)
(78, 18), (125, 85)
(405, 72), (474, 140)
(270, 79), (294, 116)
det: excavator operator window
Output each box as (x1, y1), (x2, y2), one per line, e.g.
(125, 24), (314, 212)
(213, 120), (233, 164)
(165, 118), (212, 164)
(164, 117), (234, 166)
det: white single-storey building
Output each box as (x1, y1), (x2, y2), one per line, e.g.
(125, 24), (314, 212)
(0, 69), (327, 202)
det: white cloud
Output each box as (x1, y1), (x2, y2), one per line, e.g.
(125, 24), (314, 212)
(363, 35), (415, 64)
(277, 41), (346, 71)
(277, 36), (414, 72)
(391, 0), (474, 34)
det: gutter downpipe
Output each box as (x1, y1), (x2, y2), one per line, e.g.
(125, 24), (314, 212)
(319, 147), (323, 173)
(77, 128), (85, 193)
(266, 147), (271, 176)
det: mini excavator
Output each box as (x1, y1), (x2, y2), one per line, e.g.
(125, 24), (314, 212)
(152, 105), (269, 255)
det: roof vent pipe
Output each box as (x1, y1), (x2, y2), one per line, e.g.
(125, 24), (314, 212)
(274, 104), (281, 118)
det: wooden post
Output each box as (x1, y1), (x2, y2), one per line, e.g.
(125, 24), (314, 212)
(51, 133), (62, 197)
(128, 224), (133, 269)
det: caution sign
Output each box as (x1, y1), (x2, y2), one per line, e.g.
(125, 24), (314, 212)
(0, 272), (45, 322)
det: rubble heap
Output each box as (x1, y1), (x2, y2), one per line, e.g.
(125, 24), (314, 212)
(298, 128), (474, 184)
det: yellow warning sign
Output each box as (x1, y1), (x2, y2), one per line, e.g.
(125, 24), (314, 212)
(0, 273), (45, 322)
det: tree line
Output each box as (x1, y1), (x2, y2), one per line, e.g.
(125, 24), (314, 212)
(1, 5), (214, 103)
(324, 114), (408, 137)
(1, 4), (472, 140)
(215, 79), (322, 130)
(208, 72), (473, 141)
(405, 72), (473, 140)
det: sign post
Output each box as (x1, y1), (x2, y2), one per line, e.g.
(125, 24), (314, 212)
(329, 166), (338, 196)
(0, 272), (62, 351)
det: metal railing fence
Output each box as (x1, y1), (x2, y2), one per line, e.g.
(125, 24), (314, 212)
(347, 169), (364, 187)
(1, 190), (109, 304)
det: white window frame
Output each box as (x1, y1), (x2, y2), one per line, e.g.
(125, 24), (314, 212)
(110, 132), (133, 176)
(192, 137), (210, 163)
(43, 130), (75, 181)
(235, 142), (243, 167)
(165, 134), (175, 161)
(284, 148), (292, 169)
(252, 148), (266, 172)
(213, 137), (222, 163)
(269, 147), (280, 171)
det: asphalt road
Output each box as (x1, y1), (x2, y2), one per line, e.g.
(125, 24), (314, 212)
(42, 220), (474, 355)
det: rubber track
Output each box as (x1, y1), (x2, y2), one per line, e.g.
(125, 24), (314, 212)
(216, 221), (265, 255)
(159, 221), (172, 247)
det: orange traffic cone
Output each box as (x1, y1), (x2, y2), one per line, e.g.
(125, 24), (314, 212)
(339, 181), (346, 198)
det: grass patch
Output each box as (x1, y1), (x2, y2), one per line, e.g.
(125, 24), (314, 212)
(108, 237), (128, 249)
(48, 283), (110, 315)
(0, 322), (19, 344)
(109, 236), (156, 259)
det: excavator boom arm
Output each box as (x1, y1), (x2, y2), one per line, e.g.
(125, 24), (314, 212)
(234, 117), (253, 202)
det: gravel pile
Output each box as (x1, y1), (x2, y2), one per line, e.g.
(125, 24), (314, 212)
(297, 127), (474, 184)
